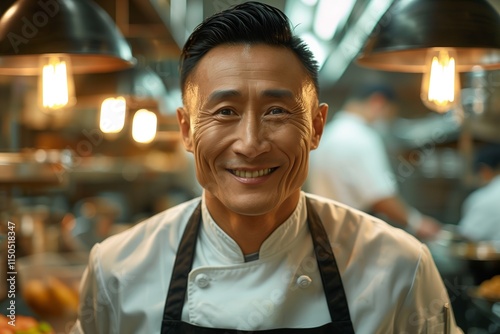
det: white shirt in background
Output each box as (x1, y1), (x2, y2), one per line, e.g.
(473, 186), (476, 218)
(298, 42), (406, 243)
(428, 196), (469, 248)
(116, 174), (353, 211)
(458, 175), (500, 241)
(309, 111), (397, 211)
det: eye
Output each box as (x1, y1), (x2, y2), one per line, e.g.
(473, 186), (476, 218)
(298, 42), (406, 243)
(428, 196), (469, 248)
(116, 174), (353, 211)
(217, 108), (236, 116)
(267, 107), (287, 115)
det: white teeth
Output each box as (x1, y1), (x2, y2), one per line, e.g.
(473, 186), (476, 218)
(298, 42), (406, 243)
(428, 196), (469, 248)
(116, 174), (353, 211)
(233, 168), (273, 178)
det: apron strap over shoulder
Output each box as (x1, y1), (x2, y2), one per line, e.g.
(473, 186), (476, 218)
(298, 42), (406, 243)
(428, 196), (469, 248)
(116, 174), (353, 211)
(161, 197), (355, 333)
(162, 202), (202, 321)
(306, 198), (353, 325)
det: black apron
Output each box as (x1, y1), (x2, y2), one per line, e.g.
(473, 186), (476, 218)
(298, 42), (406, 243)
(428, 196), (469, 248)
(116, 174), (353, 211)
(161, 198), (355, 333)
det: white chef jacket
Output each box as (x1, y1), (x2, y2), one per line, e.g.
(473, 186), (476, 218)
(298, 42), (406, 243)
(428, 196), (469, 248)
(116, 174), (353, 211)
(70, 192), (462, 334)
(458, 175), (500, 241)
(308, 111), (397, 211)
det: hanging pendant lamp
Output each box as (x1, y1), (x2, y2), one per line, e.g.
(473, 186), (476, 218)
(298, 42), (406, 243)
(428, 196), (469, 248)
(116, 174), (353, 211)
(356, 0), (500, 113)
(0, 0), (134, 75)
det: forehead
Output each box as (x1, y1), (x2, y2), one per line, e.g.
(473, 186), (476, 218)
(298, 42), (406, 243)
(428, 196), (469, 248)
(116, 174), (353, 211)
(186, 44), (313, 99)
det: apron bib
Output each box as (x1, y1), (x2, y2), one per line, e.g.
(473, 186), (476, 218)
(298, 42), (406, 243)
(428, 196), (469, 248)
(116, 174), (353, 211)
(161, 198), (355, 333)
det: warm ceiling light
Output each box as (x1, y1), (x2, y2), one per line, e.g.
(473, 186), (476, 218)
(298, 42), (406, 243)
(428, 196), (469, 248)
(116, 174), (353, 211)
(356, 0), (500, 113)
(132, 109), (157, 144)
(100, 96), (127, 134)
(0, 0), (134, 75)
(420, 48), (461, 113)
(39, 54), (76, 111)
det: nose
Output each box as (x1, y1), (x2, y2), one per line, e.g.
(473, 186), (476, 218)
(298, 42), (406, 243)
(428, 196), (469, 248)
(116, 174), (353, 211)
(232, 114), (271, 158)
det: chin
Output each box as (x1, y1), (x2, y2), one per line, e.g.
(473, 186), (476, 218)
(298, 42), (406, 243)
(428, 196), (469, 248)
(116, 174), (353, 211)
(223, 193), (281, 217)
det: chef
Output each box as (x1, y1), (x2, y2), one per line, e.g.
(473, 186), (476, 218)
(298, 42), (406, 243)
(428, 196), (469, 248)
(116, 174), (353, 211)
(308, 85), (442, 240)
(458, 143), (500, 241)
(70, 2), (462, 333)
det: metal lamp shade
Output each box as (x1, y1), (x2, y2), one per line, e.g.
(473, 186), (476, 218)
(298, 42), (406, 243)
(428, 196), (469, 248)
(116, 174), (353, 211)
(0, 0), (134, 75)
(356, 0), (500, 73)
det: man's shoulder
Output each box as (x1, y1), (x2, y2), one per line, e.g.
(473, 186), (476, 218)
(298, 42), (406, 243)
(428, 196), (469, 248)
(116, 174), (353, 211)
(305, 193), (423, 260)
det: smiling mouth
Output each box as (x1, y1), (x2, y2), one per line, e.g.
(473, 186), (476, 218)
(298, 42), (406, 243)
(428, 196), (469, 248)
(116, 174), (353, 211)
(230, 167), (278, 178)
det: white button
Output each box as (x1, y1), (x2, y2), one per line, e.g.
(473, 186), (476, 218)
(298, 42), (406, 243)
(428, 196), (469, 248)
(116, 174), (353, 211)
(195, 274), (210, 288)
(297, 275), (312, 288)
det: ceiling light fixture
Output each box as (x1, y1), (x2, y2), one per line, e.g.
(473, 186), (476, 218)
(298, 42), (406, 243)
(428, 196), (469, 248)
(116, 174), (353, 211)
(132, 109), (157, 144)
(0, 0), (134, 111)
(99, 96), (127, 135)
(356, 0), (500, 113)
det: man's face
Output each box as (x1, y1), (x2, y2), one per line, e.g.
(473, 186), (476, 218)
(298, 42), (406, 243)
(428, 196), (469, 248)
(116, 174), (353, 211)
(178, 44), (327, 217)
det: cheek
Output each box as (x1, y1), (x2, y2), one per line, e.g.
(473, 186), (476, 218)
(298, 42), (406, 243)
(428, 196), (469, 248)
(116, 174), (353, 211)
(276, 118), (312, 183)
(272, 124), (311, 177)
(287, 115), (313, 149)
(192, 117), (229, 157)
(191, 118), (230, 185)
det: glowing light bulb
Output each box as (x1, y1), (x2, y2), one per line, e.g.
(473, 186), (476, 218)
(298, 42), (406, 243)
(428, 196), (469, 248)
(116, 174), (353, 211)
(420, 49), (460, 113)
(99, 97), (126, 133)
(38, 55), (75, 111)
(132, 109), (157, 144)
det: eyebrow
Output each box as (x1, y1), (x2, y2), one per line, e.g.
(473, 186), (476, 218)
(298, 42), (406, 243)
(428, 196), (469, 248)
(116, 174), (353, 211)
(261, 89), (294, 100)
(207, 90), (241, 104)
(205, 89), (295, 106)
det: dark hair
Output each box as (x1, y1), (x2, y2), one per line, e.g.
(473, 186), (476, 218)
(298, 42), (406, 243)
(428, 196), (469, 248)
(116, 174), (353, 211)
(474, 143), (500, 171)
(349, 84), (398, 102)
(179, 1), (319, 95)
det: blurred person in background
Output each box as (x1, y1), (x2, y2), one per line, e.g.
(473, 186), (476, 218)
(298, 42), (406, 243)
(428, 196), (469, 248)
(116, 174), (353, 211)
(458, 143), (500, 241)
(308, 85), (442, 240)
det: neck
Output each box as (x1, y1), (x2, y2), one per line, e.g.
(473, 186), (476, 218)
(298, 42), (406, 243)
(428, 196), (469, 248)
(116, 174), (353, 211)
(204, 192), (300, 255)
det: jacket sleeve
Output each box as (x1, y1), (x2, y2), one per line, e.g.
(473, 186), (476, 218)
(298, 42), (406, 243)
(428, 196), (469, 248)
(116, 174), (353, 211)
(394, 244), (463, 333)
(69, 244), (116, 334)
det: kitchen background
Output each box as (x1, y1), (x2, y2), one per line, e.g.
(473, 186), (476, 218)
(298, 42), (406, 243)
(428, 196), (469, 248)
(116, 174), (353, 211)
(0, 0), (499, 333)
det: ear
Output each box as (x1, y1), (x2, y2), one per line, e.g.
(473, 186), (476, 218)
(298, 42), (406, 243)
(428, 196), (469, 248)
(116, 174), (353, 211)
(310, 103), (328, 150)
(177, 107), (194, 152)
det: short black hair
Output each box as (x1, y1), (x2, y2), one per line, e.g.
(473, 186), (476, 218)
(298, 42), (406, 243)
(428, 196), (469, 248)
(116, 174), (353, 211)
(474, 143), (500, 171)
(179, 1), (319, 96)
(349, 84), (398, 102)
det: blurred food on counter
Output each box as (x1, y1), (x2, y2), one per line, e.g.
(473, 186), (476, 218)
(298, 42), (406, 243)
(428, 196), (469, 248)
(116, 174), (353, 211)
(11, 252), (88, 333)
(478, 275), (500, 301)
(22, 276), (79, 318)
(0, 314), (54, 334)
(18, 252), (86, 317)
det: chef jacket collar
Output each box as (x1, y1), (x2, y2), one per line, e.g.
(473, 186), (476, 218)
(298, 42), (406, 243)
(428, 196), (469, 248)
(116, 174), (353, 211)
(200, 191), (307, 263)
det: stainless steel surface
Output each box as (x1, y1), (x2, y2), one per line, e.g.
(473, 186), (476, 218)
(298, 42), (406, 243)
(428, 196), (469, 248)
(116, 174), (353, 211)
(0, 150), (72, 185)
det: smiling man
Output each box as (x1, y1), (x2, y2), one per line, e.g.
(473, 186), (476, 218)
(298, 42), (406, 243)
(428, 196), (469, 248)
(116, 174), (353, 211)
(71, 2), (462, 333)
(177, 43), (325, 256)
